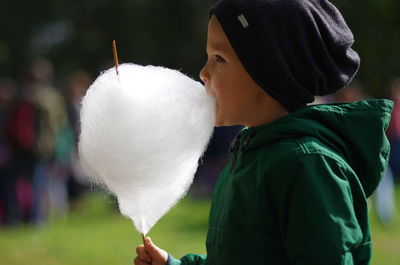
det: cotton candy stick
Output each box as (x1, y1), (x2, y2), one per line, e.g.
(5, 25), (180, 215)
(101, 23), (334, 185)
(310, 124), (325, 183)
(112, 40), (119, 76)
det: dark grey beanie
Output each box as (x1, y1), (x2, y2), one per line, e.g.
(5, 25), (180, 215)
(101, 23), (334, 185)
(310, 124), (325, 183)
(209, 0), (360, 111)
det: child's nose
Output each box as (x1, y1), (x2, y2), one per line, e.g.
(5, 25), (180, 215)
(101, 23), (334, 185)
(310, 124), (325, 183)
(199, 64), (209, 84)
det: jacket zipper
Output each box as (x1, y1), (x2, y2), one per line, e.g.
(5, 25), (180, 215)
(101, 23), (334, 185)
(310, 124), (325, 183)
(229, 133), (242, 173)
(229, 129), (256, 173)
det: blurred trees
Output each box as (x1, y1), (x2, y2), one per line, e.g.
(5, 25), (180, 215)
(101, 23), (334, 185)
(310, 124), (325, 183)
(0, 0), (213, 81)
(332, 0), (400, 97)
(0, 0), (399, 96)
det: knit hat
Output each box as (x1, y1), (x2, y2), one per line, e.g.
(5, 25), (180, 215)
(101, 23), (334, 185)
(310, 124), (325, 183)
(209, 0), (360, 111)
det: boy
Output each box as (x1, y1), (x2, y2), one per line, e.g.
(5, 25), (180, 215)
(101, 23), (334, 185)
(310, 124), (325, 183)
(134, 0), (393, 264)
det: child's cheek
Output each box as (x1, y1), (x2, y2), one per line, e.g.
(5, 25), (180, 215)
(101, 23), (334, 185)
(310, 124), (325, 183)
(213, 79), (226, 95)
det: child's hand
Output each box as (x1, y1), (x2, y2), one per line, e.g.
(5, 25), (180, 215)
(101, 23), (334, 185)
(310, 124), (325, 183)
(134, 237), (168, 265)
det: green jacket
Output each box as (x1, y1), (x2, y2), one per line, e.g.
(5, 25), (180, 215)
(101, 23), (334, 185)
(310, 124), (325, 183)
(169, 100), (392, 265)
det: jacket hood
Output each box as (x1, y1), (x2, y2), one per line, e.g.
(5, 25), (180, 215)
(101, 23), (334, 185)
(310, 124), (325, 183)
(242, 99), (393, 197)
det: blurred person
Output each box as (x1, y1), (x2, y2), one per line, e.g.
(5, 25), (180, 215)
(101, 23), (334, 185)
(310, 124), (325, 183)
(134, 1), (392, 265)
(375, 166), (397, 224)
(0, 79), (17, 171)
(65, 70), (91, 141)
(2, 77), (39, 224)
(373, 78), (400, 225)
(27, 58), (74, 223)
(64, 70), (92, 204)
(0, 78), (17, 225)
(387, 78), (400, 181)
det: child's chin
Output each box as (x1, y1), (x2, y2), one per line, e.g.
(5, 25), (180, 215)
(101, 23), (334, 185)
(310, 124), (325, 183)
(214, 117), (229, 127)
(214, 117), (223, 127)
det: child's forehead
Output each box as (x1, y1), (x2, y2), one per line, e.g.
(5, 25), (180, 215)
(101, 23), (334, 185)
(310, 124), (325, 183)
(207, 17), (231, 51)
(207, 41), (229, 52)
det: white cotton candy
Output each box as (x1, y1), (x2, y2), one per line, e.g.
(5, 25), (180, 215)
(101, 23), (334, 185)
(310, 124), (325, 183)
(78, 63), (215, 235)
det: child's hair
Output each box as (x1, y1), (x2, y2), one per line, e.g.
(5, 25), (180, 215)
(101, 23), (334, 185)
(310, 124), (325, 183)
(209, 0), (360, 111)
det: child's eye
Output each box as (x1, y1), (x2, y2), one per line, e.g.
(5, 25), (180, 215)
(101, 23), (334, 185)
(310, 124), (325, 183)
(215, 55), (225, 63)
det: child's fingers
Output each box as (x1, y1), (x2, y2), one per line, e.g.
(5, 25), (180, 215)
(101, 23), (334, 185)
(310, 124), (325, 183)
(143, 237), (168, 265)
(133, 256), (151, 265)
(144, 237), (160, 256)
(135, 245), (152, 263)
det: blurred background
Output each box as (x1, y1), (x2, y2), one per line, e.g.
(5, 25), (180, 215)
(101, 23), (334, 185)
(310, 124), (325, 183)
(0, 0), (399, 264)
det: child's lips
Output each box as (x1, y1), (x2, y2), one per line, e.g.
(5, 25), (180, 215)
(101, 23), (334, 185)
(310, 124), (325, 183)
(205, 87), (216, 98)
(205, 88), (218, 108)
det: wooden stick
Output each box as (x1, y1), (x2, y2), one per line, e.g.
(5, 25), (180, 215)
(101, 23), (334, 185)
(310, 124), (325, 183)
(141, 233), (146, 244)
(112, 40), (119, 76)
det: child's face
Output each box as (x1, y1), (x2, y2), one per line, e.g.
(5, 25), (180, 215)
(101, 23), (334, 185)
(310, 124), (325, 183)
(200, 16), (273, 127)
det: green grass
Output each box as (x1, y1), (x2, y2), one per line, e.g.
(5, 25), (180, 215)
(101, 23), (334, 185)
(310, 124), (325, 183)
(0, 186), (399, 265)
(369, 186), (400, 265)
(0, 193), (210, 265)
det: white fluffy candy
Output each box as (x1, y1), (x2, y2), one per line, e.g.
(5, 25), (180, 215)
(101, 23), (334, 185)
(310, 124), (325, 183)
(79, 63), (215, 235)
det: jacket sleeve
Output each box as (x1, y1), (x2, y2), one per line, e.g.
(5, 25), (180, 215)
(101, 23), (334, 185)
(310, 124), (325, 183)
(167, 253), (207, 265)
(271, 153), (368, 265)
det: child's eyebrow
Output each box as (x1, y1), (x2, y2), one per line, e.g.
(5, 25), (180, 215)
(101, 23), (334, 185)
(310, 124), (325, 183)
(207, 42), (229, 53)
